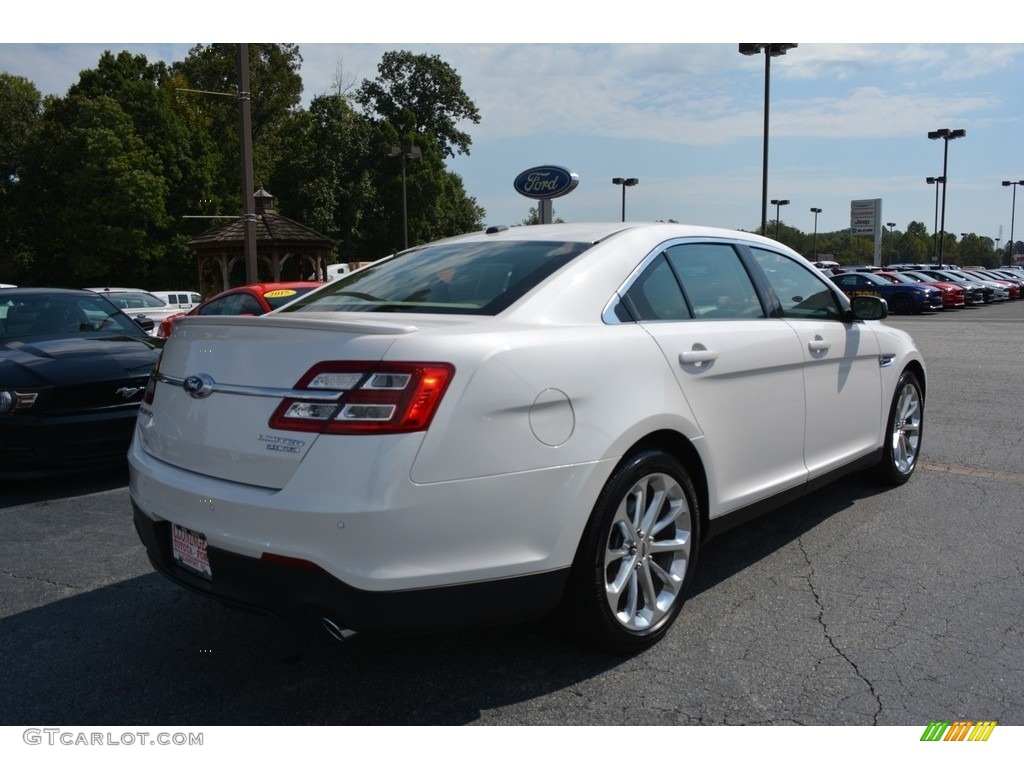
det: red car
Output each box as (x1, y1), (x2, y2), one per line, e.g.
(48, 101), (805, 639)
(157, 282), (323, 339)
(879, 271), (965, 309)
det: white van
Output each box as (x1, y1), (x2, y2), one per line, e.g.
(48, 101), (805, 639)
(151, 290), (202, 310)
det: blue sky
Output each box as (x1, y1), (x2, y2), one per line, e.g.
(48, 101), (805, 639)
(4, 4), (1023, 244)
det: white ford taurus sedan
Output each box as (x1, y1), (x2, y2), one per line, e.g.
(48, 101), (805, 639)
(130, 222), (925, 652)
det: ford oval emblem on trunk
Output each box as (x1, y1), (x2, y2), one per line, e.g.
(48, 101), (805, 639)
(513, 165), (579, 200)
(183, 374), (215, 399)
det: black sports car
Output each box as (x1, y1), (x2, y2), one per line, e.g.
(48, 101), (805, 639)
(1, 287), (161, 474)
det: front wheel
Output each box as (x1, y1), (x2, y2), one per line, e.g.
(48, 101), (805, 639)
(873, 370), (924, 485)
(890, 293), (915, 315)
(563, 449), (700, 653)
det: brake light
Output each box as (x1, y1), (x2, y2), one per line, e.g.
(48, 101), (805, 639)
(269, 361), (454, 434)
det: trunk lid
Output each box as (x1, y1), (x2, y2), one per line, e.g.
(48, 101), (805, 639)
(136, 314), (417, 488)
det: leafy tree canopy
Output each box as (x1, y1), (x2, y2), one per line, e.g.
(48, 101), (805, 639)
(356, 50), (481, 159)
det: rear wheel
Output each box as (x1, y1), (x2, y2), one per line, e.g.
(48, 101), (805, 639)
(564, 449), (700, 653)
(873, 370), (924, 485)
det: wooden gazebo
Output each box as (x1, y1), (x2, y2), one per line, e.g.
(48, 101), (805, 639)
(189, 188), (337, 297)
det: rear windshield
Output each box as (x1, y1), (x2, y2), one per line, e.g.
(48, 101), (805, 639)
(283, 239), (593, 315)
(102, 292), (167, 309)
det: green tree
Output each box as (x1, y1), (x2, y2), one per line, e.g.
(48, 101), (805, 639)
(170, 44), (304, 210)
(520, 207), (566, 225)
(356, 50), (481, 159)
(17, 94), (169, 285)
(0, 73), (42, 276)
(63, 51), (219, 285)
(268, 92), (372, 260)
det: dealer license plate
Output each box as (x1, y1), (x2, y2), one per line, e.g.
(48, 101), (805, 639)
(171, 523), (212, 580)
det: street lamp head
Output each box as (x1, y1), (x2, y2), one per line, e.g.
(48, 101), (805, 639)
(388, 145), (421, 159)
(810, 207), (822, 214)
(1003, 180), (1024, 187)
(770, 199), (789, 206)
(612, 177), (623, 184)
(928, 128), (966, 141)
(887, 222), (896, 228)
(926, 176), (945, 185)
(739, 43), (797, 56)
(612, 177), (639, 187)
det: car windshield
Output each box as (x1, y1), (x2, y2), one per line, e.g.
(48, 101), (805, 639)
(283, 239), (593, 315)
(0, 292), (147, 340)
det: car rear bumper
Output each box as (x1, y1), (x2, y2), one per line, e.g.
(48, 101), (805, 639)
(133, 502), (569, 634)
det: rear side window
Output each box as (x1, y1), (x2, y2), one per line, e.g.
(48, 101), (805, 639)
(620, 255), (692, 320)
(283, 239), (592, 316)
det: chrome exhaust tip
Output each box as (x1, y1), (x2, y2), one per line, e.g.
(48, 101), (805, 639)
(321, 616), (354, 642)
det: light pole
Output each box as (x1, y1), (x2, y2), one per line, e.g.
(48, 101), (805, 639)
(886, 222), (896, 265)
(176, 45), (258, 287)
(739, 43), (797, 235)
(810, 207), (822, 258)
(928, 128), (966, 263)
(612, 177), (639, 222)
(388, 144), (422, 250)
(926, 176), (944, 263)
(1002, 180), (1024, 266)
(770, 198), (789, 241)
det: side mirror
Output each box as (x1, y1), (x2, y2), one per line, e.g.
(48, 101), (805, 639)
(133, 316), (156, 332)
(849, 294), (888, 321)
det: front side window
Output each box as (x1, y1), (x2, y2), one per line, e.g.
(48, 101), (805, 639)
(750, 248), (844, 320)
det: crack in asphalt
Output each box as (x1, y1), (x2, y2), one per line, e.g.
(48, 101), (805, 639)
(2, 569), (78, 591)
(795, 539), (883, 725)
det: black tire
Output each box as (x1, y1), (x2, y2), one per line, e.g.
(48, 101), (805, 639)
(890, 293), (915, 315)
(873, 370), (924, 485)
(564, 449), (700, 653)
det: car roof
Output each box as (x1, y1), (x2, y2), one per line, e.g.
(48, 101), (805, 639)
(0, 287), (97, 296)
(416, 221), (785, 249)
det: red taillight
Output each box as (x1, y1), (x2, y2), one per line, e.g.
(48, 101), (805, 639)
(268, 361), (454, 435)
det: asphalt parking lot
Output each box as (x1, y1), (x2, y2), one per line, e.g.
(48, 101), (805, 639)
(1, 299), (1022, 727)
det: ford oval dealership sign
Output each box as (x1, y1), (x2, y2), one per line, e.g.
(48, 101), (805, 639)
(514, 166), (579, 199)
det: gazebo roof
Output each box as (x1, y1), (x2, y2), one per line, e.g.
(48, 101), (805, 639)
(188, 188), (335, 249)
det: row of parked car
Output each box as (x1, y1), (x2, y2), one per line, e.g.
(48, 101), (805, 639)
(0, 281), (325, 474)
(817, 263), (1024, 314)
